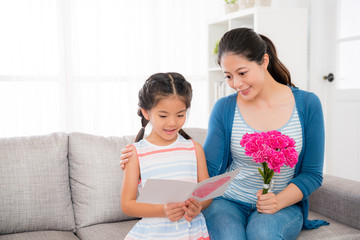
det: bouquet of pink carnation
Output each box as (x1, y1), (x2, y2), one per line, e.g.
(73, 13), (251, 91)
(240, 130), (298, 194)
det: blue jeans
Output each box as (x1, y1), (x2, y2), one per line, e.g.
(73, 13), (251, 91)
(202, 197), (303, 240)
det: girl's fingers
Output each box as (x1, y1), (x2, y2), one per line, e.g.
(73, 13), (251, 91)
(183, 202), (201, 221)
(185, 198), (201, 213)
(164, 203), (186, 221)
(185, 204), (196, 214)
(168, 210), (185, 221)
(165, 203), (185, 214)
(183, 206), (191, 215)
(169, 207), (185, 216)
(172, 210), (185, 219)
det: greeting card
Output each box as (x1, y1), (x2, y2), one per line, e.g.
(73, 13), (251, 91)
(136, 169), (241, 204)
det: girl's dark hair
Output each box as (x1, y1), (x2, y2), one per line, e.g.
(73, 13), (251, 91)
(217, 27), (294, 87)
(135, 72), (192, 142)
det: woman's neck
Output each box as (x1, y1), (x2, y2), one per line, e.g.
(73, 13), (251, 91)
(261, 78), (288, 103)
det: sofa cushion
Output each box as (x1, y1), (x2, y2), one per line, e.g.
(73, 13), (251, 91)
(183, 128), (207, 146)
(0, 231), (79, 240)
(309, 174), (360, 230)
(297, 211), (360, 240)
(68, 132), (138, 229)
(0, 133), (75, 235)
(76, 220), (138, 240)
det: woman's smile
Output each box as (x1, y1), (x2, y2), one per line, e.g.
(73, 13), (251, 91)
(238, 86), (251, 95)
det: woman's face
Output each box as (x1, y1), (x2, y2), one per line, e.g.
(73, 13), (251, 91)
(220, 53), (268, 101)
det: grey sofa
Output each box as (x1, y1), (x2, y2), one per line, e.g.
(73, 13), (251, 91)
(0, 128), (359, 240)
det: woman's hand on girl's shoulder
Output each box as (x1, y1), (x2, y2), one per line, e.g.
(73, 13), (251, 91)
(120, 144), (135, 170)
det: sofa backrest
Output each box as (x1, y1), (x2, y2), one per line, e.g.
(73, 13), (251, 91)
(183, 128), (208, 146)
(68, 132), (138, 229)
(0, 128), (208, 234)
(0, 133), (76, 235)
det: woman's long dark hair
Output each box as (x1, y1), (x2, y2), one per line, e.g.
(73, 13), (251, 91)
(135, 72), (192, 142)
(217, 27), (294, 87)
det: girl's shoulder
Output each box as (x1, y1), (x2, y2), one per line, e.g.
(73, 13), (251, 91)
(131, 139), (151, 155)
(132, 139), (146, 149)
(192, 140), (204, 154)
(177, 134), (195, 146)
(177, 135), (203, 153)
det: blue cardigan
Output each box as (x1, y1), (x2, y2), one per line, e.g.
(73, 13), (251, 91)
(203, 87), (329, 229)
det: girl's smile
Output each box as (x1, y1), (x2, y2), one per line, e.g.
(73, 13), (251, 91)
(164, 128), (177, 134)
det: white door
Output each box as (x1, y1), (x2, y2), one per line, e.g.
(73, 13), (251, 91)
(310, 0), (360, 182)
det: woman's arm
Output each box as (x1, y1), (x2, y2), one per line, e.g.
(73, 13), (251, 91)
(121, 148), (185, 220)
(203, 97), (230, 177)
(290, 93), (325, 198)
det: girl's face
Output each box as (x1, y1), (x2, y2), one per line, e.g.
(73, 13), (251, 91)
(141, 95), (187, 145)
(220, 53), (268, 101)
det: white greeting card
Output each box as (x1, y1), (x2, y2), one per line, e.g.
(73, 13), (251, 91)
(136, 168), (241, 204)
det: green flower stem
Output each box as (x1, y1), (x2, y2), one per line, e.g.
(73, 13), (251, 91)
(260, 162), (274, 194)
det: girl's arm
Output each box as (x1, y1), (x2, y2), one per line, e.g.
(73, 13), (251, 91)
(183, 141), (212, 221)
(121, 148), (185, 220)
(194, 141), (212, 210)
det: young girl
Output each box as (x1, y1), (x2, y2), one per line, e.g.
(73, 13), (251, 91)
(121, 72), (211, 240)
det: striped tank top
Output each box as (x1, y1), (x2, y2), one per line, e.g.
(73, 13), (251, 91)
(223, 104), (303, 204)
(124, 134), (209, 240)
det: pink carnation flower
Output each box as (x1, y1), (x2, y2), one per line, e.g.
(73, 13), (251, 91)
(240, 130), (299, 194)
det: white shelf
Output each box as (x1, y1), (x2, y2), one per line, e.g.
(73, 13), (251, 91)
(207, 6), (308, 113)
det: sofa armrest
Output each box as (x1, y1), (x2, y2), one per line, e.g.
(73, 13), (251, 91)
(309, 174), (360, 230)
